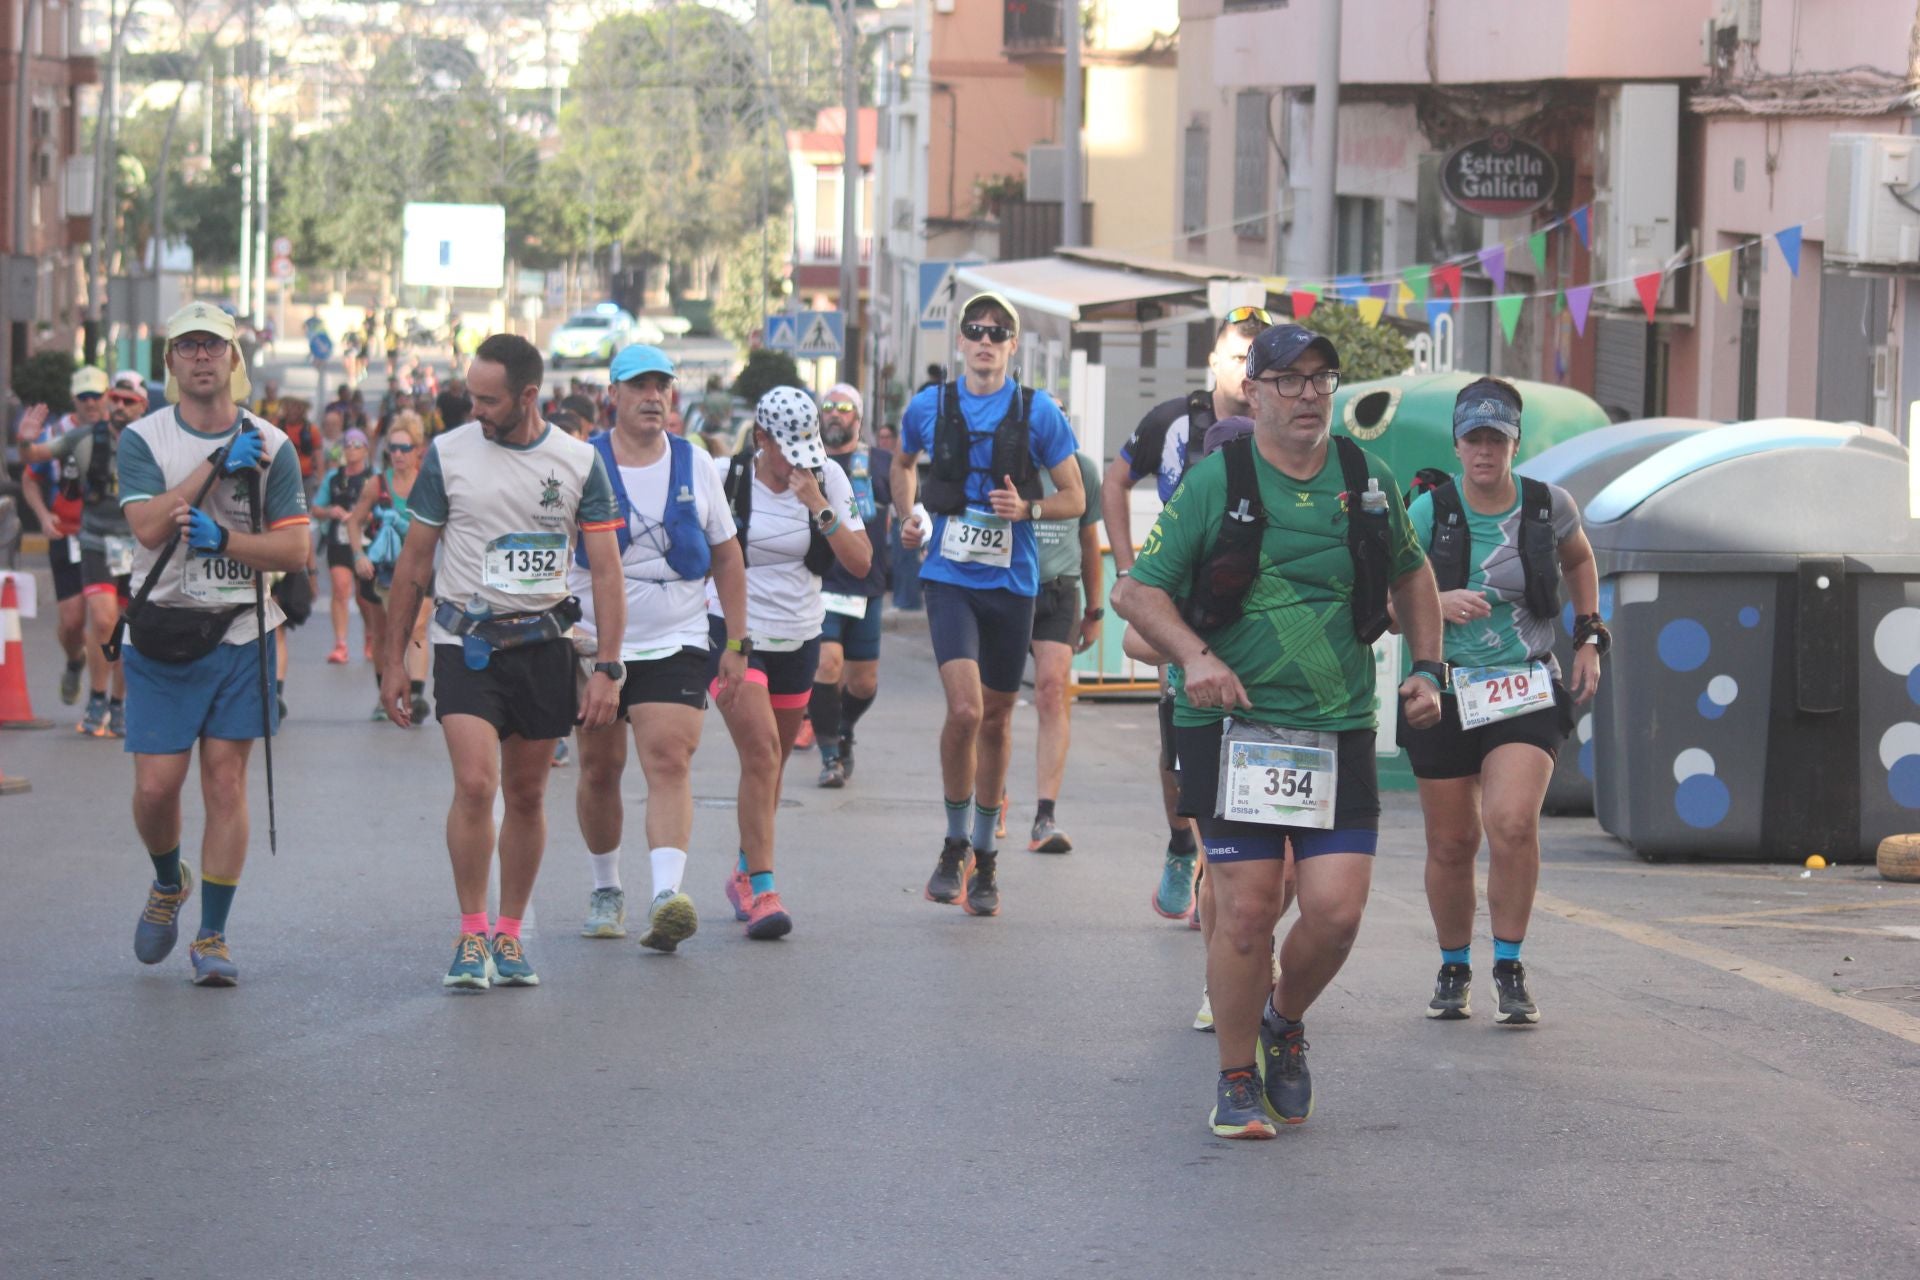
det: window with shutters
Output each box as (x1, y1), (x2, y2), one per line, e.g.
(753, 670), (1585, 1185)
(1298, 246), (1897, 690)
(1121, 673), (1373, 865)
(1233, 91), (1271, 242)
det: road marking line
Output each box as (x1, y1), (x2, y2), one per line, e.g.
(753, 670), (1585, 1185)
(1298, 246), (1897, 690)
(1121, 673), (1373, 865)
(1882, 926), (1920, 941)
(1664, 900), (1920, 924)
(1531, 888), (1920, 1049)
(1662, 920), (1907, 939)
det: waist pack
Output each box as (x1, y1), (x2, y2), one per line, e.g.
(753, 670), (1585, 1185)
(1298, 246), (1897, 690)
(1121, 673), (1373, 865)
(125, 602), (249, 664)
(274, 569), (315, 627)
(433, 597), (582, 652)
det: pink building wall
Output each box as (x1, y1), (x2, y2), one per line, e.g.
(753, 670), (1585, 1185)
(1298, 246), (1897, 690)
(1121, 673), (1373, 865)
(927, 1), (1057, 224)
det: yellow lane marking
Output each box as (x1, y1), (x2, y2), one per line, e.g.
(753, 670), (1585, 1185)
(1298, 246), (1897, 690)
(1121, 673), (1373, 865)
(1663, 900), (1920, 924)
(1664, 920), (1907, 939)
(1531, 888), (1920, 1049)
(1536, 861), (1822, 882)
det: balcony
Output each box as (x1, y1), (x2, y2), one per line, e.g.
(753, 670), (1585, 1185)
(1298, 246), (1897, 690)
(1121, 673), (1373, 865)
(1004, 0), (1064, 53)
(808, 234), (874, 264)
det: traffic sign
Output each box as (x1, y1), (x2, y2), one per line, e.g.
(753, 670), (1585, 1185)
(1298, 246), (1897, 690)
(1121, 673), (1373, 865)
(270, 255), (294, 281)
(795, 311), (844, 359)
(764, 314), (798, 352)
(919, 260), (982, 331)
(272, 235), (292, 258)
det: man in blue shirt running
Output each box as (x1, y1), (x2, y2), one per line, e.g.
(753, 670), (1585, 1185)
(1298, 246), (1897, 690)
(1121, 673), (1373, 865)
(890, 293), (1084, 917)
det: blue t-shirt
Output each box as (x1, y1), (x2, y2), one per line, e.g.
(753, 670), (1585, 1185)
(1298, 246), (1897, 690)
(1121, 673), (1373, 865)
(900, 379), (1077, 597)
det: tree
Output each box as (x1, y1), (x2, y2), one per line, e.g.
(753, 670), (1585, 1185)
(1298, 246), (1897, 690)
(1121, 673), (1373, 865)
(14, 351), (78, 415)
(731, 349), (804, 406)
(1300, 303), (1415, 383)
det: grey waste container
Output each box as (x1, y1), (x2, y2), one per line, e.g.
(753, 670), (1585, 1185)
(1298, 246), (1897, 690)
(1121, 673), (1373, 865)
(1515, 419), (1719, 814)
(1586, 421), (1920, 861)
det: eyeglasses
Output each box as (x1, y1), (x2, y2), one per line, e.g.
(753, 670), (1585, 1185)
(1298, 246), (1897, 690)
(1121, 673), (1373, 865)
(170, 336), (230, 358)
(1253, 370), (1342, 398)
(1223, 305), (1274, 327)
(960, 321), (1013, 344)
(820, 401), (858, 414)
(387, 442), (417, 453)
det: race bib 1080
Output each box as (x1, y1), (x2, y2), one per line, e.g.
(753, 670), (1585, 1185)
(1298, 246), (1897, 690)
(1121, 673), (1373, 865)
(483, 532), (568, 595)
(180, 551), (255, 603)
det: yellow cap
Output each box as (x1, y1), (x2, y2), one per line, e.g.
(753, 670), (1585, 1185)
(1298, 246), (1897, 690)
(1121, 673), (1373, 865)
(959, 291), (1020, 336)
(163, 301), (251, 405)
(70, 366), (109, 398)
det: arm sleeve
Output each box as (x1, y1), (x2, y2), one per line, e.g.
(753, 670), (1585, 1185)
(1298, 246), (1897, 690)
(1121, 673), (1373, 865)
(1549, 483), (1583, 542)
(1030, 395), (1076, 471)
(116, 429), (166, 507)
(577, 453), (622, 530)
(263, 441), (310, 527)
(1127, 456), (1216, 596)
(1077, 453), (1102, 529)
(408, 443), (450, 527)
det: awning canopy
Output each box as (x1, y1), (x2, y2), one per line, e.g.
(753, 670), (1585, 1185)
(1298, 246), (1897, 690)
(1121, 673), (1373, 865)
(953, 257), (1211, 323)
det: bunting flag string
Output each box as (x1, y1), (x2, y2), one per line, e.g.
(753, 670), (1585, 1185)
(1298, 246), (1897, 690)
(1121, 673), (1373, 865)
(1494, 294), (1525, 344)
(1355, 295), (1386, 327)
(1526, 230), (1548, 274)
(1774, 225), (1802, 276)
(1478, 245), (1507, 293)
(1702, 251), (1732, 301)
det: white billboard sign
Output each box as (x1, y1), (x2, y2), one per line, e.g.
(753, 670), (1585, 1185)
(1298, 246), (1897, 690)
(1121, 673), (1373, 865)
(401, 203), (506, 291)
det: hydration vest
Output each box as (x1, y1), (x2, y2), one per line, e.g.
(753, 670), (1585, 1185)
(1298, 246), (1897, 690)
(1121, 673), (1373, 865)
(573, 432), (712, 581)
(921, 380), (1040, 515)
(1181, 389), (1217, 468)
(1181, 435), (1392, 644)
(1425, 477), (1561, 622)
(724, 447), (836, 577)
(83, 423), (117, 504)
(841, 448), (877, 521)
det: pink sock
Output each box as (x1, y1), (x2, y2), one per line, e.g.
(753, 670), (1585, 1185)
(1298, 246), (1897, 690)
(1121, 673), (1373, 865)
(460, 912), (489, 937)
(494, 915), (522, 940)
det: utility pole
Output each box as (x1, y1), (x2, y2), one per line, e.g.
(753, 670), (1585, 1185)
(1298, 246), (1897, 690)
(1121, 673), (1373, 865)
(6, 0), (43, 401)
(253, 25), (268, 329)
(835, 0), (859, 382)
(1308, 0), (1343, 279)
(1060, 0), (1081, 248)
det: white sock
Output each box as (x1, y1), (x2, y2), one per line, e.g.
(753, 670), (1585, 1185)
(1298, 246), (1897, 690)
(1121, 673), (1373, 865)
(589, 850), (622, 891)
(650, 847), (688, 899)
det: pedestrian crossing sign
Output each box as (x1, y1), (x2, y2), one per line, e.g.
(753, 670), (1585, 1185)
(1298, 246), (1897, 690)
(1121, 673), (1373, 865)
(795, 311), (845, 359)
(764, 314), (798, 352)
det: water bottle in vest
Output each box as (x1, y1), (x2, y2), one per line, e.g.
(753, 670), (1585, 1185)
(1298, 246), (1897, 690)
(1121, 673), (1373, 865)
(1360, 479), (1387, 518)
(462, 599), (492, 671)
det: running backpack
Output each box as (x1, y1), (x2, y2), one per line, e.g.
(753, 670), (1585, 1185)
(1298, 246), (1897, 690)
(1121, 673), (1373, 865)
(724, 447), (836, 577)
(1425, 477), (1561, 622)
(573, 432), (711, 581)
(921, 381), (1039, 515)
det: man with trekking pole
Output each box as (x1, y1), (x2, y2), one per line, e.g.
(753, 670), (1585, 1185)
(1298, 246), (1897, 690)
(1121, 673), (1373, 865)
(111, 302), (311, 986)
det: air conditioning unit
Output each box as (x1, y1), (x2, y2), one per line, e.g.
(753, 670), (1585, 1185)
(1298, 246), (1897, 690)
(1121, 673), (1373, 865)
(1826, 133), (1920, 267)
(1592, 84), (1678, 311)
(1027, 145), (1064, 202)
(1720, 0), (1762, 43)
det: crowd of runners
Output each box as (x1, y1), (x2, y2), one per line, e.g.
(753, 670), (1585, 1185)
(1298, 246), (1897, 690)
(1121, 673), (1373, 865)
(29, 292), (1609, 1138)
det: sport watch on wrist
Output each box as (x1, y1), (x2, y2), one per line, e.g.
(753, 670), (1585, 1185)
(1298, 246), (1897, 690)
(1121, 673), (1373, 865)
(592, 661), (626, 687)
(726, 636), (754, 656)
(1410, 659), (1451, 690)
(1083, 607), (1105, 622)
(1029, 501), (1044, 522)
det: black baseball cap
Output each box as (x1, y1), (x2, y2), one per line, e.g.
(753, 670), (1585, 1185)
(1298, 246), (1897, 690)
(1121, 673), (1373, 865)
(1452, 376), (1524, 439)
(1245, 324), (1340, 380)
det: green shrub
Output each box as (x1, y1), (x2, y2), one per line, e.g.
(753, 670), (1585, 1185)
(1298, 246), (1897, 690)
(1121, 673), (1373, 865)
(14, 350), (77, 415)
(730, 349), (804, 407)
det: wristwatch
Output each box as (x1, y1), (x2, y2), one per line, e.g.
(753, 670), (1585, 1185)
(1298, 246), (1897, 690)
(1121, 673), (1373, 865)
(1410, 659), (1451, 691)
(726, 636), (754, 656)
(592, 660), (626, 687)
(1083, 606), (1106, 621)
(1029, 501), (1044, 522)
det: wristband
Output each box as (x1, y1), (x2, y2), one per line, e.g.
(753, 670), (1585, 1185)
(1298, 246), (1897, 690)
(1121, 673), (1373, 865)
(1573, 613), (1612, 656)
(1082, 606), (1105, 622)
(1410, 659), (1449, 691)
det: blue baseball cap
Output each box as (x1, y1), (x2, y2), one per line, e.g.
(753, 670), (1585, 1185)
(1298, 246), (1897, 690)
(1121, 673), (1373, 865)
(1245, 323), (1339, 380)
(1452, 376), (1524, 439)
(609, 344), (676, 383)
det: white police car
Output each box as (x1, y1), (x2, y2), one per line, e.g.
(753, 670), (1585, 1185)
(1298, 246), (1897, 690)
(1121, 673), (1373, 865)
(548, 303), (636, 369)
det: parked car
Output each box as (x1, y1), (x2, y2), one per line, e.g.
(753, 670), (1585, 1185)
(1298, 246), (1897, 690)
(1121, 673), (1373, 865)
(548, 303), (635, 368)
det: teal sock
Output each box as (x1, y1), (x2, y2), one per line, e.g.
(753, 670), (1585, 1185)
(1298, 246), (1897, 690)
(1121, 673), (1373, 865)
(1441, 944), (1471, 967)
(970, 802), (999, 854)
(736, 850), (749, 874)
(149, 846), (182, 891)
(749, 871), (775, 896)
(945, 797), (971, 842)
(1493, 937), (1523, 964)
(200, 876), (238, 935)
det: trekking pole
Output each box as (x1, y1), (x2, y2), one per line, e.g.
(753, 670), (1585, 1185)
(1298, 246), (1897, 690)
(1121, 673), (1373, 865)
(242, 427), (277, 856)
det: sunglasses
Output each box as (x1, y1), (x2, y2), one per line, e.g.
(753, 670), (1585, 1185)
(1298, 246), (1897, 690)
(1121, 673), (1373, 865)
(1223, 305), (1274, 327)
(387, 442), (417, 453)
(960, 321), (1013, 344)
(74, 392), (103, 403)
(107, 391), (144, 407)
(170, 336), (231, 358)
(820, 401), (858, 414)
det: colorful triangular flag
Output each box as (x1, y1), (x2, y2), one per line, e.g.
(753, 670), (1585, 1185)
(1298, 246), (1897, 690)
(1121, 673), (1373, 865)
(1478, 246), (1507, 292)
(1290, 289), (1320, 320)
(1395, 280), (1416, 317)
(1774, 224), (1802, 276)
(1495, 295), (1524, 344)
(1334, 274), (1367, 303)
(1571, 205), (1591, 249)
(1527, 230), (1548, 274)
(1401, 265), (1430, 303)
(1702, 251), (1732, 301)
(1368, 282), (1394, 303)
(1566, 284), (1593, 336)
(1633, 270), (1663, 321)
(1355, 296), (1386, 327)
(1264, 275), (1289, 295)
(1432, 262), (1464, 299)
(1424, 297), (1454, 327)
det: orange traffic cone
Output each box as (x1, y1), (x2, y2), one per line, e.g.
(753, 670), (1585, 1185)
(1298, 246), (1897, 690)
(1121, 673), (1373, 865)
(0, 575), (53, 730)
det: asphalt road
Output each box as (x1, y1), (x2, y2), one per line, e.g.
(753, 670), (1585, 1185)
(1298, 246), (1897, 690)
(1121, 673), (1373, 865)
(3, 579), (1920, 1279)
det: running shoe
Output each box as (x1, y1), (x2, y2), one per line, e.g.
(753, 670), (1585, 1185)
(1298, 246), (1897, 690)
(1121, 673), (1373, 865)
(277, 694), (290, 721)
(925, 838), (972, 905)
(963, 853), (1000, 917)
(490, 933), (539, 986)
(817, 757), (846, 789)
(1492, 960), (1540, 1026)
(551, 740), (571, 768)
(189, 930), (239, 987)
(79, 693), (109, 737)
(133, 867), (194, 964)
(1153, 848), (1198, 919)
(59, 660), (82, 705)
(581, 886), (627, 938)
(725, 868), (754, 921)
(1028, 813), (1072, 854)
(1427, 962), (1472, 1021)
(326, 643), (349, 665)
(838, 734), (855, 780)
(794, 719), (815, 750)
(638, 890), (698, 952)
(106, 701), (125, 738)
(369, 701), (388, 722)
(744, 890), (792, 940)
(1210, 1069), (1276, 1140)
(1256, 1014), (1313, 1124)
(443, 931), (494, 990)
(1194, 985), (1214, 1032)
(410, 693), (432, 724)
